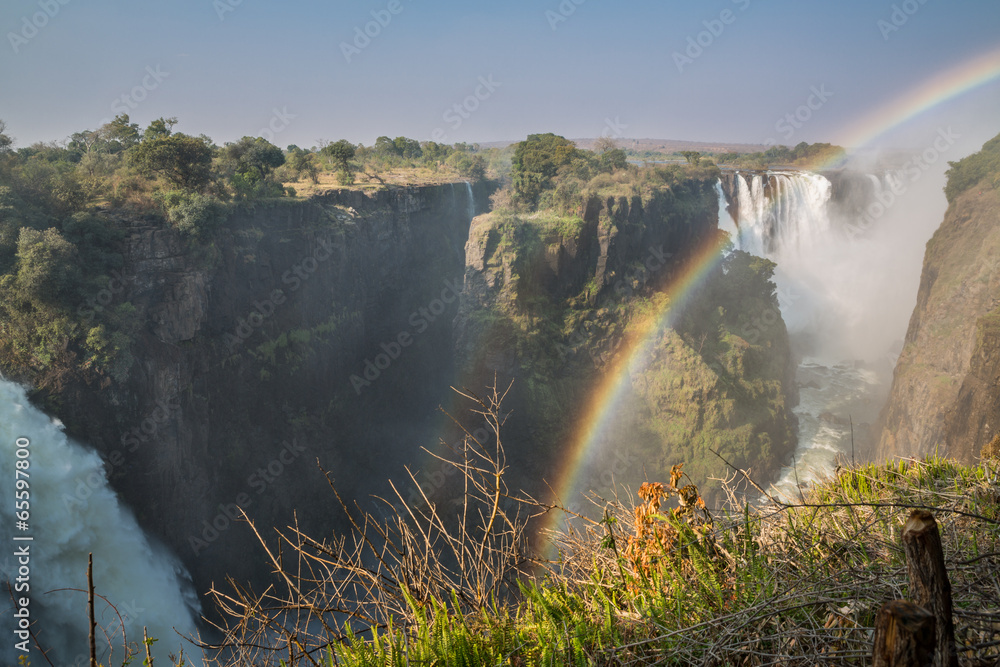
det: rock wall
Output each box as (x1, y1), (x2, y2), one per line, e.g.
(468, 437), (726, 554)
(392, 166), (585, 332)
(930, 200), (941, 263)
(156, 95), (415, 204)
(455, 180), (798, 503)
(876, 186), (1000, 462)
(49, 182), (492, 599)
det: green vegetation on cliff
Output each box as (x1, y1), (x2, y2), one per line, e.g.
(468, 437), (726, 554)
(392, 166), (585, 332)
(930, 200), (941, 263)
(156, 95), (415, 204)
(944, 130), (1000, 202)
(460, 134), (795, 501)
(0, 117), (500, 393)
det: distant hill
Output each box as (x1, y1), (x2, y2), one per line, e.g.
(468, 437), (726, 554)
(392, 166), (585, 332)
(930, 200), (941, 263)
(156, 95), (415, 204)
(478, 137), (771, 154)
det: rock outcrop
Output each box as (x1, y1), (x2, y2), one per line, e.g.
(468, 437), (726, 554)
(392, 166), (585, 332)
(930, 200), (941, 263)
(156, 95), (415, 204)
(455, 180), (798, 503)
(876, 186), (1000, 462)
(48, 183), (492, 599)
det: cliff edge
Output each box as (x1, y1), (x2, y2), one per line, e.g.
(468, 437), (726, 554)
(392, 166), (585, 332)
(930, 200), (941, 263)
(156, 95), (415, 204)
(877, 133), (1000, 462)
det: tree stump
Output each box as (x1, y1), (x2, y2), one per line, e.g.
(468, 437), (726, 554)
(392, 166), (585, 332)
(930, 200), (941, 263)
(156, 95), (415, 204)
(873, 599), (936, 667)
(902, 509), (958, 667)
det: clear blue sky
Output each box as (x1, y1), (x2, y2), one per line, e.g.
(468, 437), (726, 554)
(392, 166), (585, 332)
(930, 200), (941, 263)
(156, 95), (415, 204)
(1, 0), (999, 150)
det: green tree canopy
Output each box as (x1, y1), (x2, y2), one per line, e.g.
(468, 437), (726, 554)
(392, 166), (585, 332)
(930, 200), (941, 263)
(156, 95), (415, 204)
(323, 140), (356, 169)
(220, 136), (286, 197)
(0, 120), (12, 155)
(511, 133), (581, 206)
(286, 147), (320, 184)
(101, 114), (141, 152)
(221, 136), (285, 182)
(594, 137), (628, 173)
(680, 151), (702, 165)
(392, 136), (422, 159)
(322, 139), (357, 185)
(129, 132), (214, 191)
(12, 227), (80, 305)
(945, 131), (1000, 203)
(144, 117), (177, 142)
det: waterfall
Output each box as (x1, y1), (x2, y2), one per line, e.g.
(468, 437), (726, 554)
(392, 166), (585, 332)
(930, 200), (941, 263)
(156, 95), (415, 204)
(726, 171), (832, 256)
(715, 179), (739, 241)
(0, 380), (201, 666)
(719, 169), (894, 502)
(463, 181), (476, 220)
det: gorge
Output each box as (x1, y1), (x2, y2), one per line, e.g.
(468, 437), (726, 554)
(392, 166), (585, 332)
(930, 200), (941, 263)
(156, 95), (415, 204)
(4, 132), (999, 663)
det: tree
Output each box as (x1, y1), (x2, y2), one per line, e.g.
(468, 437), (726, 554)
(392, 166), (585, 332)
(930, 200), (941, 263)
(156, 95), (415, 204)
(373, 136), (395, 157)
(447, 152), (485, 181)
(13, 227), (79, 304)
(68, 130), (102, 157)
(392, 136), (422, 159)
(220, 136), (286, 198)
(944, 131), (1000, 203)
(287, 148), (320, 184)
(322, 140), (356, 184)
(372, 136), (421, 160)
(511, 133), (581, 206)
(595, 138), (627, 173)
(680, 151), (702, 166)
(420, 141), (451, 163)
(129, 133), (214, 191)
(0, 120), (12, 155)
(101, 114), (141, 152)
(144, 117), (177, 142)
(593, 136), (617, 154)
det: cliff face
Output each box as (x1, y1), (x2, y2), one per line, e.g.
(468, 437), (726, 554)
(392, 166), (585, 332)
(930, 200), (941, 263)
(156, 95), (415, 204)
(455, 181), (799, 502)
(51, 183), (491, 596)
(876, 186), (1000, 462)
(41, 174), (799, 603)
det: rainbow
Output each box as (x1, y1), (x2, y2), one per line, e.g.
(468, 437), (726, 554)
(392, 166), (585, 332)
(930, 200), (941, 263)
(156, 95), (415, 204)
(812, 44), (1000, 169)
(542, 43), (1000, 546)
(540, 231), (730, 542)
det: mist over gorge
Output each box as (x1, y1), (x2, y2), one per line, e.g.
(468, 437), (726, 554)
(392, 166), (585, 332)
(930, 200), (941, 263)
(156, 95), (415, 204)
(1, 117), (999, 661)
(1, 12), (999, 657)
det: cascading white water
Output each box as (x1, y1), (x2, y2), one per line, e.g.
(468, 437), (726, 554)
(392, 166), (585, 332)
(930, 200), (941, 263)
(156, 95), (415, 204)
(728, 171), (833, 256)
(719, 170), (893, 501)
(0, 379), (202, 666)
(463, 181), (476, 220)
(715, 180), (739, 241)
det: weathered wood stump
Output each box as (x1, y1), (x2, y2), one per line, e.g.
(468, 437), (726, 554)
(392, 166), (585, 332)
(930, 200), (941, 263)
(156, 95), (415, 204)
(902, 509), (958, 667)
(871, 509), (958, 666)
(872, 600), (936, 667)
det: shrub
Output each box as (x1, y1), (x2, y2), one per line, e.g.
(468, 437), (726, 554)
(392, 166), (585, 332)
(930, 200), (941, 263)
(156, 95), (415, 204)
(944, 131), (1000, 202)
(155, 190), (228, 237)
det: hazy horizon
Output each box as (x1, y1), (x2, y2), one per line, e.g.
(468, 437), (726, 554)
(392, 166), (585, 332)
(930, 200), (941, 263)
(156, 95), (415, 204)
(1, 0), (998, 154)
